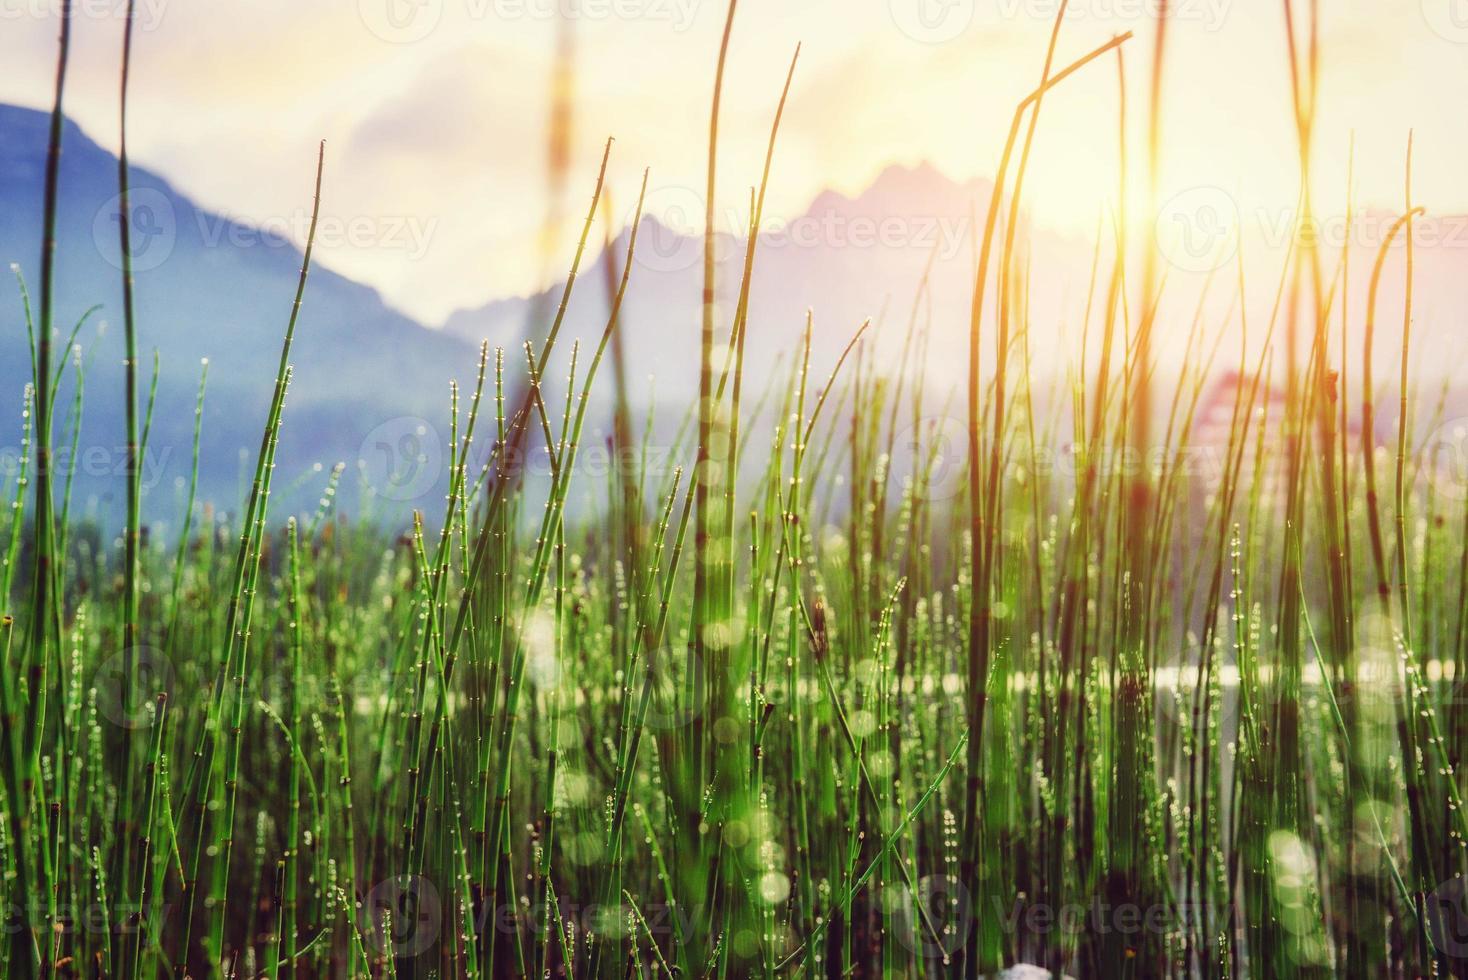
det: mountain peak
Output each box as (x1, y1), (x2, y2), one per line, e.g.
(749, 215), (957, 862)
(800, 160), (988, 225)
(868, 159), (958, 195)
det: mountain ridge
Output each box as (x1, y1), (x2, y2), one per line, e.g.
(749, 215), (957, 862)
(0, 103), (483, 525)
(5, 101), (1465, 532)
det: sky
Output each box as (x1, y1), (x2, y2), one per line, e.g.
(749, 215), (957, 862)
(3, 0), (1466, 324)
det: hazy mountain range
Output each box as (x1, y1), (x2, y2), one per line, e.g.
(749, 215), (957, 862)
(2, 102), (1464, 529)
(0, 103), (1026, 528)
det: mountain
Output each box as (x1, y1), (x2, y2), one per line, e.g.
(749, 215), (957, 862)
(5, 102), (1465, 535)
(0, 104), (484, 528)
(442, 164), (1468, 418)
(441, 163), (1099, 406)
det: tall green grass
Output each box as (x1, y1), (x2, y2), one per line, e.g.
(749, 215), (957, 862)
(4, 2), (1468, 978)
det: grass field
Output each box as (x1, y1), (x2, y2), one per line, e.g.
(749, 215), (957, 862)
(5, 1), (1468, 978)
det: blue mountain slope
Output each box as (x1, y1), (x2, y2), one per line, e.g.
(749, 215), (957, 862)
(0, 104), (483, 526)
